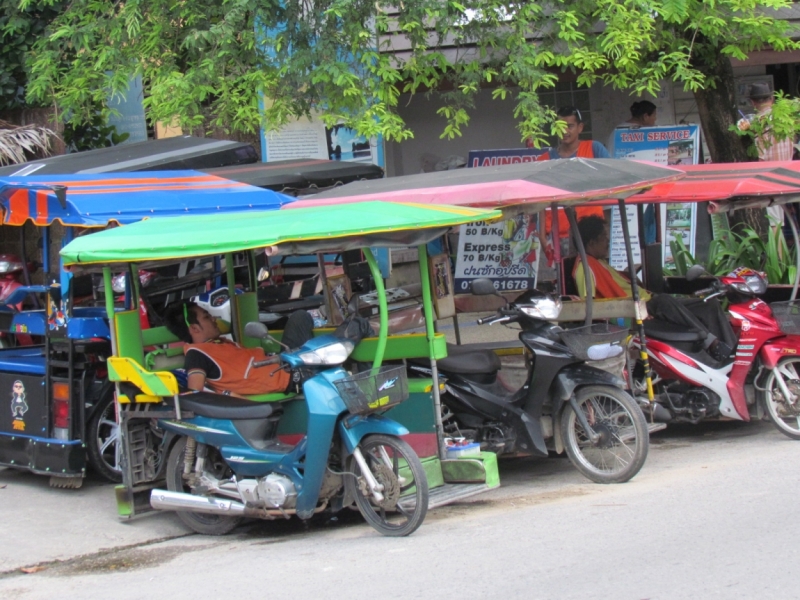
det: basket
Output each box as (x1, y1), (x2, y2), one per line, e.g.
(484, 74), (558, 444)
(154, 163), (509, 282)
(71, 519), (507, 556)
(334, 365), (409, 416)
(559, 323), (629, 361)
(771, 301), (800, 335)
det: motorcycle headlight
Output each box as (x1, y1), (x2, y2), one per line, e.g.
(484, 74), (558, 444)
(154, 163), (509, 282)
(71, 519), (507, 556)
(297, 340), (354, 365)
(744, 274), (767, 295)
(520, 296), (562, 320)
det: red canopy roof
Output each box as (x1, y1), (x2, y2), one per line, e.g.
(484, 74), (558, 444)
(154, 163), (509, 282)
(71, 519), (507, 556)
(290, 159), (683, 211)
(627, 161), (800, 204)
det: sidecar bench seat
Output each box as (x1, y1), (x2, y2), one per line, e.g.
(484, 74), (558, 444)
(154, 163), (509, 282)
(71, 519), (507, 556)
(643, 319), (706, 343)
(178, 392), (282, 420)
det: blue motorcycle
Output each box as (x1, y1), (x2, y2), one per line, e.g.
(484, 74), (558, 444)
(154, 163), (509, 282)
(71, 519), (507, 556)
(149, 322), (428, 537)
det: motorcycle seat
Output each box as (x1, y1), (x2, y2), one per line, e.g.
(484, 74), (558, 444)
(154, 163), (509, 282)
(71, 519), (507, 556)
(178, 392), (280, 420)
(438, 343), (502, 374)
(643, 318), (706, 343)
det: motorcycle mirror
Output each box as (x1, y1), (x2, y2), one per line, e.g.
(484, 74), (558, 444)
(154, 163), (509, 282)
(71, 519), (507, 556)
(686, 264), (707, 281)
(471, 278), (499, 296)
(257, 266), (270, 282)
(346, 294), (359, 316)
(244, 321), (270, 339)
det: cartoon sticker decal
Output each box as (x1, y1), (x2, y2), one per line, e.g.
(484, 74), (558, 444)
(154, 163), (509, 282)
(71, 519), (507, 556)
(11, 379), (27, 431)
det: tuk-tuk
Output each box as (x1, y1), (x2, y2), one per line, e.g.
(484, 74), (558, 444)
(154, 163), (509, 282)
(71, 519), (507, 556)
(291, 159), (684, 479)
(60, 201), (504, 530)
(601, 161), (800, 435)
(0, 171), (294, 487)
(0, 135), (258, 177)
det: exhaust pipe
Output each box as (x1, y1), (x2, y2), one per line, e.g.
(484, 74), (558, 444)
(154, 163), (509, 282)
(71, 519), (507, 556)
(150, 489), (246, 516)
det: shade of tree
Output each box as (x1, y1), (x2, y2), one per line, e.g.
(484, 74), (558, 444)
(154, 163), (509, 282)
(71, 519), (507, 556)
(16, 0), (800, 163)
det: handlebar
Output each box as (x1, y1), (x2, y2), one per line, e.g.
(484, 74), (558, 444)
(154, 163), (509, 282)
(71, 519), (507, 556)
(477, 314), (512, 326)
(252, 356), (281, 368)
(692, 286), (716, 298)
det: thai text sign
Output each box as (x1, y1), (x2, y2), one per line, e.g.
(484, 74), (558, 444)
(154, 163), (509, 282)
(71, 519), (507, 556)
(454, 214), (539, 293)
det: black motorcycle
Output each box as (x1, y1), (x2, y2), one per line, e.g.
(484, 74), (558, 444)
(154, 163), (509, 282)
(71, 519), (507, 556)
(411, 279), (649, 484)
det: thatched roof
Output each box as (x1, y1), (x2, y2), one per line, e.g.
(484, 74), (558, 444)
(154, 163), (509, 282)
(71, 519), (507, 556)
(0, 120), (57, 166)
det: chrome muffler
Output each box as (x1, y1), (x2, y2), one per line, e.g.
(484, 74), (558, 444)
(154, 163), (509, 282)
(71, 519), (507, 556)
(150, 489), (246, 516)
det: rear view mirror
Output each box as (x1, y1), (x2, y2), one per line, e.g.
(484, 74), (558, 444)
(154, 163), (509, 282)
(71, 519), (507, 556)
(471, 278), (498, 296)
(244, 321), (269, 339)
(257, 267), (270, 282)
(686, 264), (706, 281)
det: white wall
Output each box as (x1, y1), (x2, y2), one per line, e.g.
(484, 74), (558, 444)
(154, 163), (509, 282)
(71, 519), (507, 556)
(385, 67), (771, 175)
(385, 89), (528, 176)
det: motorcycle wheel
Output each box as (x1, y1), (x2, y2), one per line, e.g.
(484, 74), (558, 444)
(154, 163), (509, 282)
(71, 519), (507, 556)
(86, 387), (122, 483)
(560, 385), (649, 484)
(347, 434), (428, 537)
(165, 436), (242, 535)
(758, 357), (800, 440)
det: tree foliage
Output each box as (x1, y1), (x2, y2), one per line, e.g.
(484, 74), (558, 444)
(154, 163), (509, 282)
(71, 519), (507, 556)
(19, 0), (800, 150)
(0, 0), (63, 111)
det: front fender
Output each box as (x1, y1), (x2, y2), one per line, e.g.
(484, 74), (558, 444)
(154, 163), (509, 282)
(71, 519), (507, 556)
(338, 414), (409, 454)
(551, 364), (625, 403)
(759, 336), (799, 369)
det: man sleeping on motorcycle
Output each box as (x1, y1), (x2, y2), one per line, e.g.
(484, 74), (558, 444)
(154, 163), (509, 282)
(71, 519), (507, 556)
(164, 301), (313, 398)
(571, 215), (735, 362)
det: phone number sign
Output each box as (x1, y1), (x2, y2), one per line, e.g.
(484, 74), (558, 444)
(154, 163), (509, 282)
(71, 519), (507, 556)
(453, 215), (539, 293)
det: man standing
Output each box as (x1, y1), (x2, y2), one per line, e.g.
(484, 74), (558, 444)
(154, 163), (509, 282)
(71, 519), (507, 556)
(537, 106), (611, 160)
(537, 106), (608, 238)
(738, 82), (793, 232)
(743, 82), (793, 162)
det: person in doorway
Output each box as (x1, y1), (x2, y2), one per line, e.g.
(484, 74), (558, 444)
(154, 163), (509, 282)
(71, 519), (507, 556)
(572, 215), (650, 301)
(622, 100), (658, 129)
(164, 301), (313, 397)
(608, 100), (660, 244)
(607, 100), (658, 157)
(537, 106), (611, 160)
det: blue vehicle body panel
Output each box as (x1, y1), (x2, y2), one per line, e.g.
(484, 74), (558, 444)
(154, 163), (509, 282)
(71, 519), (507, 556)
(0, 430), (85, 476)
(338, 415), (409, 454)
(0, 347), (47, 375)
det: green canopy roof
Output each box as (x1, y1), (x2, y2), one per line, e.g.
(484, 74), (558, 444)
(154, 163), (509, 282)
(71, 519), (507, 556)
(60, 201), (501, 266)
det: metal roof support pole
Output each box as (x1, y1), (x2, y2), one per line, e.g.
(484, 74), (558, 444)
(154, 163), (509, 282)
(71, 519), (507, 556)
(785, 203), (800, 301)
(636, 203), (648, 290)
(550, 203), (564, 295)
(618, 198), (655, 404)
(565, 206), (592, 325)
(418, 243), (446, 460)
(363, 248), (387, 369)
(225, 253), (238, 342)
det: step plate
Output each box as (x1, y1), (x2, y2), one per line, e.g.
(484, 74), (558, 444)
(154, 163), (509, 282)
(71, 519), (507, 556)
(400, 482), (497, 511)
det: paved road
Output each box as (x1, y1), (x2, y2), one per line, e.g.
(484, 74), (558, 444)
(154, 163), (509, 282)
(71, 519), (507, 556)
(2, 418), (798, 599)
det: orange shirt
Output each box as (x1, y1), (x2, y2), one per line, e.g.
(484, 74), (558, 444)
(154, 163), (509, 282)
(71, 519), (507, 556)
(184, 339), (290, 395)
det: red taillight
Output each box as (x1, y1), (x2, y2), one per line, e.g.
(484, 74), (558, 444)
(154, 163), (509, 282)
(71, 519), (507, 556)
(53, 397), (69, 429)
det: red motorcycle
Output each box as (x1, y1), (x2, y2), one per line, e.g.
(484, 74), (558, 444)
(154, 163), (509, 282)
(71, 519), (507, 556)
(632, 265), (800, 439)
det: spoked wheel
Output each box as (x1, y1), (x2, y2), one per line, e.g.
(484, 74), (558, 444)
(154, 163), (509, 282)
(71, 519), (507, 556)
(347, 434), (428, 537)
(758, 357), (800, 440)
(87, 387), (122, 483)
(165, 437), (242, 535)
(561, 385), (649, 484)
